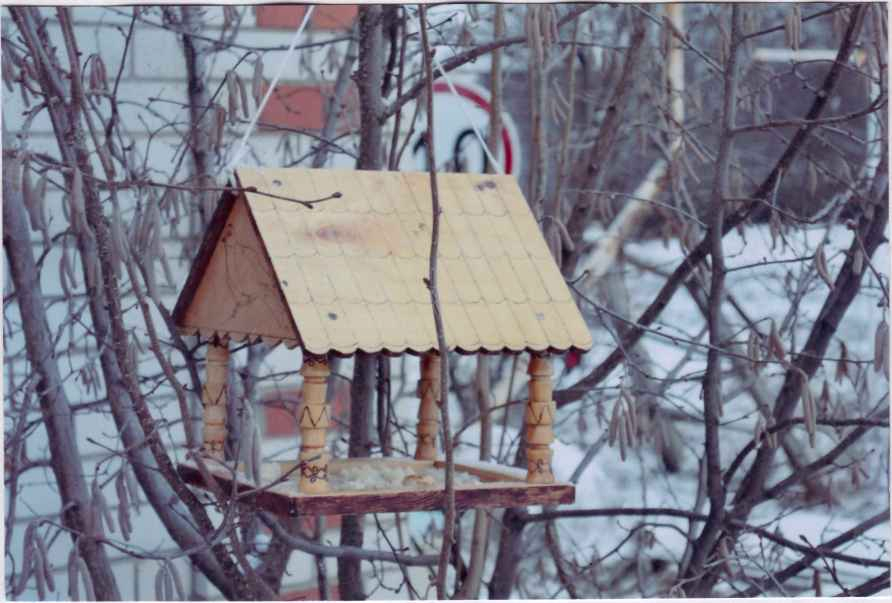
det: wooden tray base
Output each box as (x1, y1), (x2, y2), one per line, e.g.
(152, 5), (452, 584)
(177, 457), (574, 516)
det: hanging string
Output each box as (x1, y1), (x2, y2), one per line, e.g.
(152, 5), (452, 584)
(227, 6), (315, 173)
(432, 54), (504, 175)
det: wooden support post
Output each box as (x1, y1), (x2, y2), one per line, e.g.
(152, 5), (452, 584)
(415, 352), (441, 460)
(202, 342), (229, 459)
(525, 354), (555, 483)
(298, 356), (331, 494)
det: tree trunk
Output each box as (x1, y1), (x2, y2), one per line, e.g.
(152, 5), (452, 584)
(3, 145), (121, 601)
(338, 353), (375, 600)
(179, 5), (215, 227)
(355, 5), (385, 171)
(338, 9), (385, 598)
(487, 507), (526, 599)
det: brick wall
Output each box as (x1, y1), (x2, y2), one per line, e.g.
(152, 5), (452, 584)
(255, 4), (358, 30)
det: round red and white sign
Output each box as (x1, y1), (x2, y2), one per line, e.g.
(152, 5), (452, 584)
(400, 79), (522, 177)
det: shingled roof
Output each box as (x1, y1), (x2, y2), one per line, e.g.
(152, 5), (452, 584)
(172, 168), (592, 356)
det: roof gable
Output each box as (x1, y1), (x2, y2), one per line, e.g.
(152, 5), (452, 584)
(174, 168), (592, 355)
(175, 194), (299, 346)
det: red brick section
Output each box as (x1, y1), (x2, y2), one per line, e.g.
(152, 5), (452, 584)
(255, 4), (358, 31)
(262, 379), (350, 437)
(300, 513), (342, 531)
(258, 82), (360, 132)
(283, 584), (341, 600)
(257, 513), (341, 537)
(264, 403), (299, 438)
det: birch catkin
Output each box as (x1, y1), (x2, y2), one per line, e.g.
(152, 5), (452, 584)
(117, 502), (132, 542)
(15, 521), (37, 596)
(853, 248), (864, 275)
(784, 5), (801, 50)
(69, 168), (86, 234)
(768, 320), (786, 362)
(799, 370), (816, 447)
(808, 161), (819, 196)
(124, 464), (141, 514)
(214, 103), (226, 153)
(819, 379), (831, 415)
(110, 211), (128, 280)
(62, 239), (78, 289)
(753, 413), (766, 447)
(159, 249), (176, 289)
(166, 560), (186, 600)
(617, 414), (628, 461)
(2, 53), (14, 92)
(875, 320), (889, 377)
(747, 329), (760, 371)
(250, 422), (262, 484)
(227, 72), (240, 124)
(252, 56), (264, 106)
(84, 251), (100, 291)
(766, 419), (778, 448)
(59, 251), (72, 299)
(814, 244), (833, 289)
(115, 471), (133, 541)
(90, 479), (114, 535)
(237, 72), (250, 119)
(836, 341), (850, 383)
(240, 401), (261, 483)
(22, 159), (35, 223)
(608, 398), (621, 446)
(622, 405), (637, 447)
(622, 389), (638, 443)
(33, 544), (46, 600)
(115, 469), (129, 508)
(67, 548), (79, 601)
(35, 533), (55, 592)
(154, 564), (166, 600)
(163, 563), (173, 600)
(90, 56), (108, 93)
(20, 70), (30, 106)
(33, 173), (49, 240)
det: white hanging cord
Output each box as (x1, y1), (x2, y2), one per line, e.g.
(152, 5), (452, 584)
(227, 6), (315, 173)
(432, 55), (504, 175)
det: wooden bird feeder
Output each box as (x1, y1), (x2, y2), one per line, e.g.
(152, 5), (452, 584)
(172, 167), (592, 516)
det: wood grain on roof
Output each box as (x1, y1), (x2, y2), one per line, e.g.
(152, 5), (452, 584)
(174, 168), (592, 355)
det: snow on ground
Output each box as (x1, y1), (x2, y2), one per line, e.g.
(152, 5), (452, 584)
(517, 221), (891, 596)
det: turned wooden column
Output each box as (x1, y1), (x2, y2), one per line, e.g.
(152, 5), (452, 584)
(298, 356), (331, 493)
(415, 352), (441, 460)
(525, 354), (555, 483)
(202, 342), (230, 459)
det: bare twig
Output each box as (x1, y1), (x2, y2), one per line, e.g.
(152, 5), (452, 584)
(683, 5), (742, 590)
(419, 6), (454, 599)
